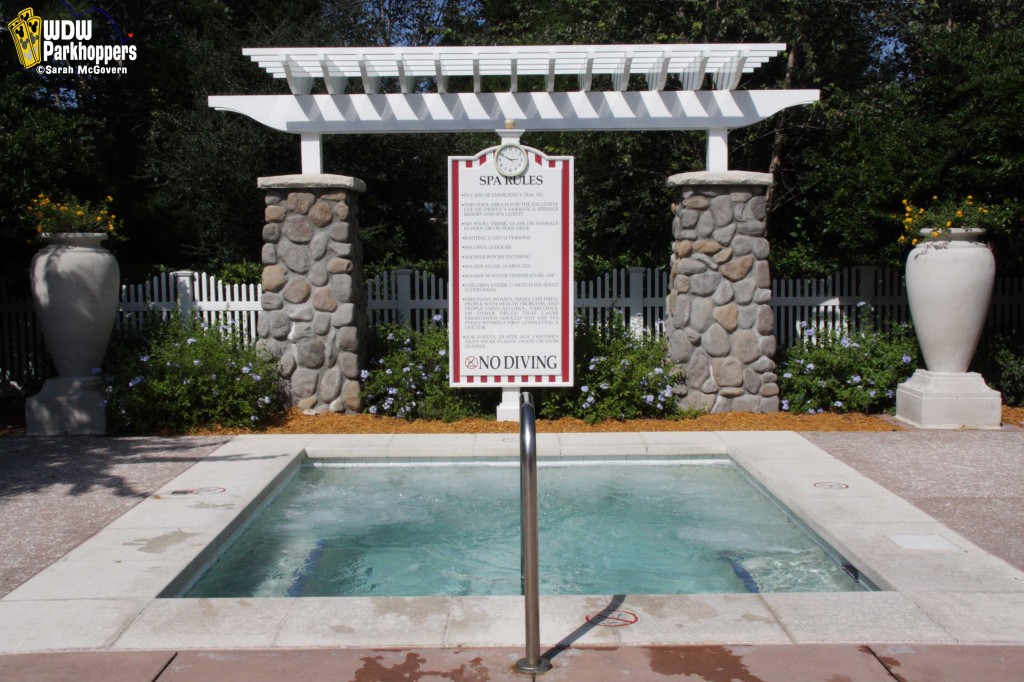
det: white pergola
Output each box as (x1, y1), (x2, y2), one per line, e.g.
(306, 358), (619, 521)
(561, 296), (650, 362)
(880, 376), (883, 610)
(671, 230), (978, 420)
(209, 44), (818, 173)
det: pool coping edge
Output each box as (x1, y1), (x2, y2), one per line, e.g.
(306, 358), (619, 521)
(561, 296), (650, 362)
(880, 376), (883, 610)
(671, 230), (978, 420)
(1, 431), (1023, 652)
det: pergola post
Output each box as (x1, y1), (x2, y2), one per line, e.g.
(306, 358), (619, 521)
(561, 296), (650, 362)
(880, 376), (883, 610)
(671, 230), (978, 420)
(300, 133), (323, 175)
(706, 129), (729, 172)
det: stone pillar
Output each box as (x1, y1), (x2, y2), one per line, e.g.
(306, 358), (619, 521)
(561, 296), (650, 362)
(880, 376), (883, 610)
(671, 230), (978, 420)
(256, 174), (367, 413)
(664, 171), (779, 413)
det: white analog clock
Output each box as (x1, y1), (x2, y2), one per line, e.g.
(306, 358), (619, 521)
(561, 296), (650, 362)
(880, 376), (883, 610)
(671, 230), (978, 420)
(494, 143), (529, 177)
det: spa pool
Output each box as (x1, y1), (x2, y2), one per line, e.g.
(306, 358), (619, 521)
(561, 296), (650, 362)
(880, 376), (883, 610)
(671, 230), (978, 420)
(182, 460), (863, 598)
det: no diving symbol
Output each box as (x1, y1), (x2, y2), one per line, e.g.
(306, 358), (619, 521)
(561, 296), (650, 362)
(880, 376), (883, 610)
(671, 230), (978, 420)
(813, 482), (849, 490)
(465, 356), (479, 369)
(585, 609), (638, 627)
(189, 487), (226, 495)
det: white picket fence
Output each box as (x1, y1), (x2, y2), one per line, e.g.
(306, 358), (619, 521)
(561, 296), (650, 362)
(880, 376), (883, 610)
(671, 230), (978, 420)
(0, 271), (261, 395)
(118, 271), (261, 339)
(772, 266), (1024, 345)
(0, 286), (46, 395)
(364, 266), (669, 333)
(363, 265), (1023, 342)
(5, 266), (1024, 394)
(772, 267), (910, 347)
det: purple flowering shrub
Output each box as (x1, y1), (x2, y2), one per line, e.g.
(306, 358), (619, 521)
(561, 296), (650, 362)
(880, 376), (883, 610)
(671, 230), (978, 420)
(104, 312), (283, 432)
(362, 318), (497, 421)
(777, 317), (918, 414)
(536, 314), (679, 424)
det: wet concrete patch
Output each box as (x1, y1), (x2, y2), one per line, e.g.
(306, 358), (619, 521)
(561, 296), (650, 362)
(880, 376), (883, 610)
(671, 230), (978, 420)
(648, 645), (762, 681)
(161, 648), (515, 682)
(645, 645), (893, 681)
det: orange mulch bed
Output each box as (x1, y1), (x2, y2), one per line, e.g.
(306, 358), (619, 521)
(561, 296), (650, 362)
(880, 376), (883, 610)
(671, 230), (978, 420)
(190, 405), (1024, 436)
(241, 410), (896, 434)
(4, 405), (1023, 438)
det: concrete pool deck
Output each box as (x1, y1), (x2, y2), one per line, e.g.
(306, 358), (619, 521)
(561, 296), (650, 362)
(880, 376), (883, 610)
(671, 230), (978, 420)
(1, 430), (1023, 680)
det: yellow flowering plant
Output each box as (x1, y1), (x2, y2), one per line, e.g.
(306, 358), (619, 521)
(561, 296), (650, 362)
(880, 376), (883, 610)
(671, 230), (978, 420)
(27, 193), (121, 237)
(898, 195), (1011, 247)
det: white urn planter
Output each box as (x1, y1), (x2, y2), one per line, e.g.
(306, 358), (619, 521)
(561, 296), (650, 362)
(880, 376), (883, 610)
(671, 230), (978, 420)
(26, 232), (120, 435)
(30, 233), (120, 376)
(896, 228), (1002, 428)
(905, 229), (994, 372)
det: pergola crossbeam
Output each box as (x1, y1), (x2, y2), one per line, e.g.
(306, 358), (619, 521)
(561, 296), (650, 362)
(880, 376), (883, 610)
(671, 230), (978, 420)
(579, 55), (594, 91)
(648, 55), (670, 91)
(357, 54), (380, 95)
(680, 52), (710, 90)
(282, 55), (313, 96)
(243, 44), (785, 96)
(712, 50), (749, 91)
(218, 43), (818, 172)
(612, 55), (632, 91)
(434, 56), (447, 93)
(210, 90), (819, 134)
(320, 57), (346, 95)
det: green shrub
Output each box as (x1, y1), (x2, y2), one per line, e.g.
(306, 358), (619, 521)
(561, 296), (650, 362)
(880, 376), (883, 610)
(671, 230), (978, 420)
(363, 318), (496, 421)
(536, 315), (680, 423)
(211, 260), (262, 285)
(979, 334), (1024, 406)
(363, 314), (681, 424)
(778, 317), (918, 414)
(105, 313), (284, 432)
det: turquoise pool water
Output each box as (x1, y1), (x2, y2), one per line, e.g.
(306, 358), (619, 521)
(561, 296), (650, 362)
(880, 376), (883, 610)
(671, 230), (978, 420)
(184, 462), (861, 598)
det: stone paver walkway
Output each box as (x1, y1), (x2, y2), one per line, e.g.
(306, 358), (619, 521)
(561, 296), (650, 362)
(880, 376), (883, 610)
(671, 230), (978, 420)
(0, 437), (231, 597)
(3, 644), (1024, 681)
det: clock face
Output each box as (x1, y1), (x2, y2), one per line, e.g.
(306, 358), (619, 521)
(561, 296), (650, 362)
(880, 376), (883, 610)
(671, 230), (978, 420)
(494, 144), (529, 177)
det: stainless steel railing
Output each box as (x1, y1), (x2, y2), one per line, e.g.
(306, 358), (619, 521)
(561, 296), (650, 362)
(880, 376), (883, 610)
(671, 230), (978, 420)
(516, 392), (551, 675)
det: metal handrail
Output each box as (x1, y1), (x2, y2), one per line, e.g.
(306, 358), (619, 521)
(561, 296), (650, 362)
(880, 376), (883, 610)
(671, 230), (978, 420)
(516, 392), (551, 675)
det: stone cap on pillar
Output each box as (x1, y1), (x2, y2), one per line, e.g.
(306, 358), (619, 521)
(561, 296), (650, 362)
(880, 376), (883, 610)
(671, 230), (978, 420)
(258, 174), (367, 192)
(668, 171), (772, 187)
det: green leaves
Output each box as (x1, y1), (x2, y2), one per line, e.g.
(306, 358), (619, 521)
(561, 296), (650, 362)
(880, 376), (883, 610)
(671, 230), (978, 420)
(536, 314), (679, 423)
(778, 316), (919, 414)
(776, 3), (1024, 276)
(0, 75), (99, 288)
(979, 335), (1024, 407)
(363, 319), (497, 421)
(5, 0), (1024, 285)
(104, 312), (284, 432)
(362, 314), (679, 424)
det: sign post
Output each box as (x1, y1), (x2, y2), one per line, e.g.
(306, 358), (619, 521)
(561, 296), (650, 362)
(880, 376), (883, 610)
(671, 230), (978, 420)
(448, 128), (574, 420)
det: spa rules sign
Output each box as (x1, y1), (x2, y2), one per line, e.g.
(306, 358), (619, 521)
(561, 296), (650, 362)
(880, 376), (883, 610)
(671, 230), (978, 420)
(448, 142), (574, 387)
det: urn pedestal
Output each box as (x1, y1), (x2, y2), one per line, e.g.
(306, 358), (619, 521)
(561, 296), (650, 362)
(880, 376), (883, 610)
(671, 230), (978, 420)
(26, 233), (119, 435)
(895, 230), (1001, 429)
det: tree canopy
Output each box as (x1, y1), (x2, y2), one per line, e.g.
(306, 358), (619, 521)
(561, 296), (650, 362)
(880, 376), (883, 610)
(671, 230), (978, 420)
(2, 0), (1022, 290)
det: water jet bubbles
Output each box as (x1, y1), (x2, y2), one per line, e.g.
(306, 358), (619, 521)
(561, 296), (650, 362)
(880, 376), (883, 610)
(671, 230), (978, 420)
(189, 464), (859, 598)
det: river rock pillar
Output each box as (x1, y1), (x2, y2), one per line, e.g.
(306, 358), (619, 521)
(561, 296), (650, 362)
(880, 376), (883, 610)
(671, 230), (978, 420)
(664, 171), (779, 413)
(256, 174), (367, 413)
